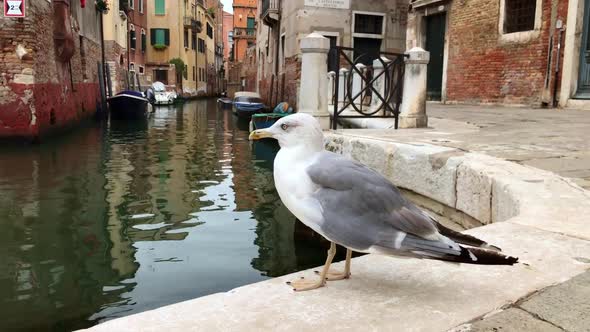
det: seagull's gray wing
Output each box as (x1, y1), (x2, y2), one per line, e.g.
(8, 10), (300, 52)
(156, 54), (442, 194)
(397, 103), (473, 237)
(306, 151), (452, 254)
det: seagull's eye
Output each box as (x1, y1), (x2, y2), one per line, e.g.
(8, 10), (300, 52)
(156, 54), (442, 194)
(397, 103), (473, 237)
(281, 124), (289, 131)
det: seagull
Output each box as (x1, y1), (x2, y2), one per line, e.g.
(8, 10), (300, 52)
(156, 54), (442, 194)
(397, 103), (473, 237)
(249, 113), (518, 292)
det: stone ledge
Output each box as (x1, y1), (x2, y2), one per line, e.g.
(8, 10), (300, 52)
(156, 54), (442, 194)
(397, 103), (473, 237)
(81, 132), (590, 332)
(81, 222), (590, 332)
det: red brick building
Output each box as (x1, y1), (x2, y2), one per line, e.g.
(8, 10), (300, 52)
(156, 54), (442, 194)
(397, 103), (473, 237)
(0, 0), (102, 141)
(407, 0), (590, 108)
(127, 0), (148, 77)
(222, 11), (234, 60)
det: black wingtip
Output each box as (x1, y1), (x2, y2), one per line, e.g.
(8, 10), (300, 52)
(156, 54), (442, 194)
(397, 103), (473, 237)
(461, 246), (519, 266)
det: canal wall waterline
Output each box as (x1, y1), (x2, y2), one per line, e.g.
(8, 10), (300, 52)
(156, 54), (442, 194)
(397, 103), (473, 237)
(81, 132), (590, 332)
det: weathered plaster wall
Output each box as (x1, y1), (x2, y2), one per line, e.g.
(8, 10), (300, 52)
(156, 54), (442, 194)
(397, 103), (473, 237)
(0, 1), (101, 141)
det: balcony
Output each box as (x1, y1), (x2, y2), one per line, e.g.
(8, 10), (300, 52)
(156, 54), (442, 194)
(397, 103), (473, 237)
(183, 16), (202, 33)
(261, 0), (280, 26)
(234, 27), (256, 39)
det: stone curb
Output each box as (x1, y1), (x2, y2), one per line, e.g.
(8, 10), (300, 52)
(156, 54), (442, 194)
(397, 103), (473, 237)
(81, 133), (590, 332)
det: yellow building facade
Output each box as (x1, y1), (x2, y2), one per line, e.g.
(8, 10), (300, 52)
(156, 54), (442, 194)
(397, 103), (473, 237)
(144, 0), (218, 96)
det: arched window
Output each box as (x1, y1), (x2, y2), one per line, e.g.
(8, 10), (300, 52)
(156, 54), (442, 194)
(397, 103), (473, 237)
(141, 29), (147, 53)
(129, 24), (136, 50)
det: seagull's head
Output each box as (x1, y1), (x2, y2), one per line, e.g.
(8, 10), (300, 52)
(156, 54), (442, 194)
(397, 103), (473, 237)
(249, 113), (324, 150)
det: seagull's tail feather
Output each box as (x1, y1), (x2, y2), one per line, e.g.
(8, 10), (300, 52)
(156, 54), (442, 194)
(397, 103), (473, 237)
(438, 245), (519, 265)
(435, 222), (502, 251)
(398, 235), (518, 265)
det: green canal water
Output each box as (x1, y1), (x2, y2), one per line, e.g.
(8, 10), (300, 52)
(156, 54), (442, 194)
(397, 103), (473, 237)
(0, 100), (329, 331)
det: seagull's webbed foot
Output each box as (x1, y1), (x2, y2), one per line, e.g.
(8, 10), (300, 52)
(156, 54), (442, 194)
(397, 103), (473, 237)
(314, 248), (353, 281)
(286, 242), (340, 292)
(314, 270), (350, 281)
(286, 277), (326, 291)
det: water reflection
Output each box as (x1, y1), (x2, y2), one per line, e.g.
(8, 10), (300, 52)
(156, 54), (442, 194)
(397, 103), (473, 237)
(0, 99), (327, 331)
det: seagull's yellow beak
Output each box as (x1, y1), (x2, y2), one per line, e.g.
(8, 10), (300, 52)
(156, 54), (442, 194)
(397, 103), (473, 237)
(249, 129), (273, 141)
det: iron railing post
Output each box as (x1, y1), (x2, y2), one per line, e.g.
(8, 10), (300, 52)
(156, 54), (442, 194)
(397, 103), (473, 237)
(332, 46), (340, 130)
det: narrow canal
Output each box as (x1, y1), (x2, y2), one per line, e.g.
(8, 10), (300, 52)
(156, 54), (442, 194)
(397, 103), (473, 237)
(0, 100), (330, 331)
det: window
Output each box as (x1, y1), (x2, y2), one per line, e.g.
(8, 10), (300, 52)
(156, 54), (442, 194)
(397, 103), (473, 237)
(154, 69), (168, 84)
(129, 25), (136, 49)
(139, 66), (144, 74)
(246, 17), (255, 36)
(129, 0), (134, 9)
(184, 64), (188, 79)
(354, 14), (384, 35)
(184, 29), (188, 48)
(150, 28), (170, 46)
(503, 0), (536, 33)
(141, 29), (146, 52)
(207, 23), (213, 39)
(155, 0), (165, 15)
(130, 63), (135, 71)
(193, 66), (196, 81)
(192, 34), (196, 50)
(198, 38), (205, 53)
(139, 0), (143, 13)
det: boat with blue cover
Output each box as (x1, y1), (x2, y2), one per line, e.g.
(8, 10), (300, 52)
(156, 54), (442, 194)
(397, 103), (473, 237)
(232, 92), (267, 119)
(107, 90), (151, 119)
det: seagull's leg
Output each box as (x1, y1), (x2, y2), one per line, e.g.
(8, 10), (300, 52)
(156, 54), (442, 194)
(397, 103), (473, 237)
(315, 247), (352, 281)
(287, 242), (337, 291)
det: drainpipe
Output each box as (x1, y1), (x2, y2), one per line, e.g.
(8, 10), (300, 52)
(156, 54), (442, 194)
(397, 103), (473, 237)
(553, 22), (565, 108)
(99, 10), (107, 96)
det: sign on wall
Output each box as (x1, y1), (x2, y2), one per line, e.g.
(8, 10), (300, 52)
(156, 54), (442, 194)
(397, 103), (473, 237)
(4, 0), (25, 17)
(304, 0), (350, 10)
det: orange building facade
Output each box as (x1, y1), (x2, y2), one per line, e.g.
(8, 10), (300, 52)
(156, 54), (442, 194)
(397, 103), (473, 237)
(232, 0), (257, 62)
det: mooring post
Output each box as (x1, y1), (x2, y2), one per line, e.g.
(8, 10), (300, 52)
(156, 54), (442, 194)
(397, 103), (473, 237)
(298, 33), (330, 130)
(399, 47), (429, 128)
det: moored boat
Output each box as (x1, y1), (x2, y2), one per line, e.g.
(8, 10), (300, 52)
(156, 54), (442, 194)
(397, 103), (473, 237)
(232, 92), (267, 119)
(152, 81), (177, 105)
(107, 90), (150, 119)
(249, 102), (294, 132)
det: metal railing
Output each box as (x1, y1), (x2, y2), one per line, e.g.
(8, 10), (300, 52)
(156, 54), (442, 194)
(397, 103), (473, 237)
(330, 46), (407, 130)
(234, 27), (256, 38)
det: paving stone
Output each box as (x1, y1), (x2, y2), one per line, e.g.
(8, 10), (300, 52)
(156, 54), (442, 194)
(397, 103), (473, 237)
(520, 271), (590, 332)
(452, 308), (563, 332)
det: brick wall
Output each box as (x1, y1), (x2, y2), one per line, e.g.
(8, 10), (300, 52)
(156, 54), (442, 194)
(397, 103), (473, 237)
(0, 1), (101, 141)
(105, 40), (128, 94)
(444, 0), (569, 106)
(258, 55), (300, 109)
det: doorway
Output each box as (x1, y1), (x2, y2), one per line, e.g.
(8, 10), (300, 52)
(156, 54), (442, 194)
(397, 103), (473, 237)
(425, 13), (446, 101)
(353, 37), (382, 66)
(576, 0), (590, 98)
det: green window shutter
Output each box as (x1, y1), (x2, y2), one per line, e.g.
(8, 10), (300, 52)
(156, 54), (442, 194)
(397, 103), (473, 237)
(155, 0), (165, 15)
(247, 17), (255, 29)
(155, 29), (165, 44)
(150, 29), (156, 45)
(164, 29), (170, 45)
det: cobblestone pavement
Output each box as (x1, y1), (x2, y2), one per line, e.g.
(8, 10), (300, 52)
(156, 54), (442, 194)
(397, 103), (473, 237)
(340, 103), (590, 331)
(451, 270), (590, 332)
(341, 103), (590, 189)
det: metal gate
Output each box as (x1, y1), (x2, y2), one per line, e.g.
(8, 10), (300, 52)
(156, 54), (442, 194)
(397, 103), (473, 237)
(330, 46), (407, 130)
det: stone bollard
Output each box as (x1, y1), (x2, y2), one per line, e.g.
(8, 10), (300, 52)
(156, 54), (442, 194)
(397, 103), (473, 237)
(337, 67), (349, 108)
(399, 47), (429, 128)
(371, 57), (392, 115)
(351, 63), (366, 107)
(327, 71), (335, 106)
(298, 33), (331, 130)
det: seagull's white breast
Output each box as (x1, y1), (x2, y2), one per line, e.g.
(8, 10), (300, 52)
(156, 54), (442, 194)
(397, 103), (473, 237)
(273, 147), (326, 235)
